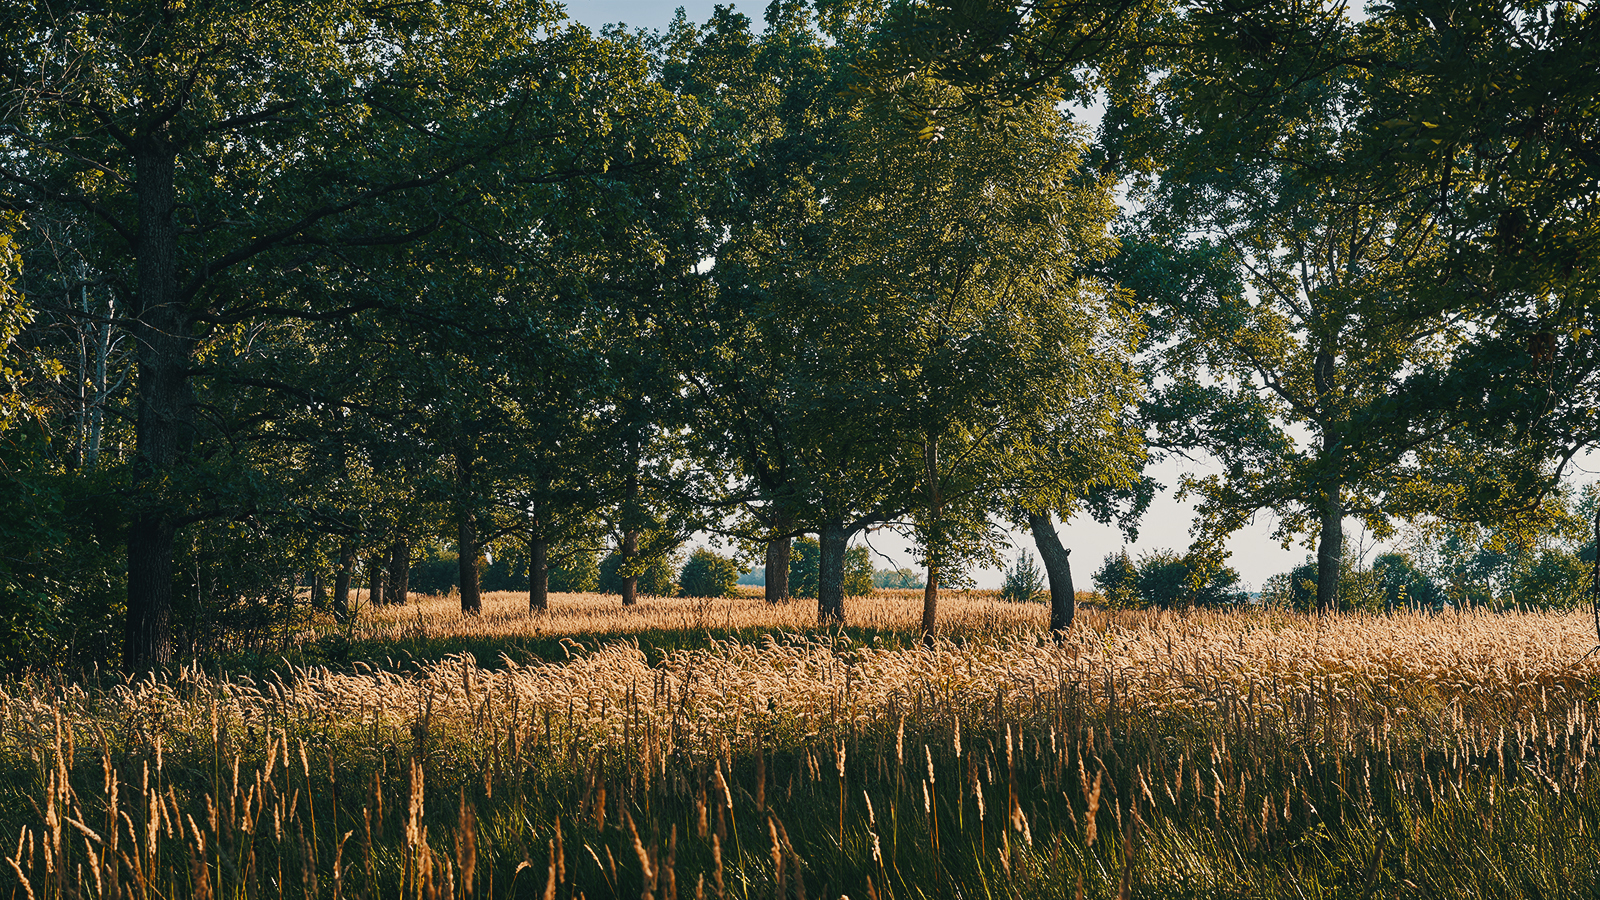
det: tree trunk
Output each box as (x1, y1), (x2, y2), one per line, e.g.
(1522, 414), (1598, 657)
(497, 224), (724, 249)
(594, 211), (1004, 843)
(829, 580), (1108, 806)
(124, 138), (189, 670)
(620, 528), (640, 606)
(386, 541), (410, 606)
(764, 510), (794, 604)
(764, 533), (792, 604)
(333, 544), (356, 622)
(1028, 511), (1076, 634)
(368, 554), (385, 607)
(459, 513), (482, 615)
(1315, 484), (1343, 613)
(529, 532), (549, 613)
(921, 437), (942, 643)
(817, 519), (848, 624)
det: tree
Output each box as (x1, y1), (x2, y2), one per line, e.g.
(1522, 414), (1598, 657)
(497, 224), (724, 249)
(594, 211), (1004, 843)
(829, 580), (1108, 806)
(1116, 7), (1474, 612)
(0, 1), (684, 666)
(679, 548), (741, 599)
(1092, 551), (1139, 609)
(999, 552), (1046, 604)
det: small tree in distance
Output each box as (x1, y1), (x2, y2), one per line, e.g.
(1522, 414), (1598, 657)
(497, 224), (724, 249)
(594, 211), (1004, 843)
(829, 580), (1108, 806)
(679, 549), (741, 599)
(1000, 553), (1046, 603)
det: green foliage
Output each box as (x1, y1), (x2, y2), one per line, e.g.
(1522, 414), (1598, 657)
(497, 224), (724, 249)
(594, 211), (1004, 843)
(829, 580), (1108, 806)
(408, 544), (460, 596)
(599, 550), (679, 598)
(843, 545), (874, 598)
(999, 552), (1046, 604)
(549, 551), (600, 594)
(872, 567), (924, 589)
(678, 548), (740, 599)
(1108, 549), (1244, 609)
(789, 537), (821, 599)
(1092, 551), (1140, 609)
(786, 538), (873, 598)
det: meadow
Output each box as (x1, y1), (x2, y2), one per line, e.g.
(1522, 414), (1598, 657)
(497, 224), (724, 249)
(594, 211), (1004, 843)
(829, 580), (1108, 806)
(4, 592), (1599, 899)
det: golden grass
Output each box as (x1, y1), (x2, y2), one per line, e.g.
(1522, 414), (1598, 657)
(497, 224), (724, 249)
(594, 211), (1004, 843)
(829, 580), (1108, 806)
(4, 605), (1599, 899)
(11, 605), (1595, 768)
(329, 588), (1048, 644)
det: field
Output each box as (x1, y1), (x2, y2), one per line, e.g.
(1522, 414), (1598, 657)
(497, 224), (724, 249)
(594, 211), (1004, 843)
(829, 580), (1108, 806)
(4, 592), (1600, 899)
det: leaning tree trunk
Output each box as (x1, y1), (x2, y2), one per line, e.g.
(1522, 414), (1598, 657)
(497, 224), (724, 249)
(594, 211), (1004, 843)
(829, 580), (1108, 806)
(125, 139), (191, 671)
(1028, 511), (1076, 634)
(529, 532), (550, 613)
(332, 544), (356, 622)
(1315, 483), (1343, 613)
(764, 514), (794, 604)
(817, 519), (848, 624)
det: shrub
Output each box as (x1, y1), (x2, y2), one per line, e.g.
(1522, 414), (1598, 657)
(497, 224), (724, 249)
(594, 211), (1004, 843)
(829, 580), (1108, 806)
(1000, 552), (1046, 603)
(598, 550), (679, 597)
(1092, 551), (1139, 608)
(679, 548), (740, 598)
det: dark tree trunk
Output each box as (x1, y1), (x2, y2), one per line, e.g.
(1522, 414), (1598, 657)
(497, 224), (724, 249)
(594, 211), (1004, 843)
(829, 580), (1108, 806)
(459, 513), (482, 615)
(1315, 484), (1343, 613)
(386, 541), (410, 606)
(817, 519), (848, 624)
(332, 544), (356, 622)
(529, 532), (549, 613)
(1028, 511), (1076, 634)
(310, 572), (325, 609)
(620, 528), (640, 606)
(124, 138), (190, 670)
(764, 513), (793, 604)
(921, 438), (942, 643)
(368, 554), (385, 607)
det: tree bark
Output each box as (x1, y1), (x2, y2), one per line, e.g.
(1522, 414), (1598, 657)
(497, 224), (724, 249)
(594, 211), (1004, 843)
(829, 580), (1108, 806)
(124, 136), (190, 670)
(459, 512), (482, 615)
(921, 438), (942, 643)
(1315, 484), (1343, 613)
(817, 519), (848, 624)
(764, 513), (793, 604)
(333, 544), (356, 622)
(386, 541), (410, 606)
(620, 528), (640, 606)
(368, 554), (386, 607)
(529, 532), (549, 613)
(1028, 511), (1076, 634)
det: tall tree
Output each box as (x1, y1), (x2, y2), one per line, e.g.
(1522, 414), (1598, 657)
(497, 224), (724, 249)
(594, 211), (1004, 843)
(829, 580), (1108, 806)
(0, 1), (678, 665)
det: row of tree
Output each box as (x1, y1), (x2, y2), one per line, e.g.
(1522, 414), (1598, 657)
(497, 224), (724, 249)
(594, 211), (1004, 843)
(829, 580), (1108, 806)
(1, 0), (1596, 670)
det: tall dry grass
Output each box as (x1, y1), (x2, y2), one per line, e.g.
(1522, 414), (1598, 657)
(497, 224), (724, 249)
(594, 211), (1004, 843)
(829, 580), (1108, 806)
(3, 606), (1598, 898)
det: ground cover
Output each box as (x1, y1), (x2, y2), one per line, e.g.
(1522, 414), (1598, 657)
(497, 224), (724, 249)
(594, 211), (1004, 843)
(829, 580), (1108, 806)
(3, 597), (1598, 899)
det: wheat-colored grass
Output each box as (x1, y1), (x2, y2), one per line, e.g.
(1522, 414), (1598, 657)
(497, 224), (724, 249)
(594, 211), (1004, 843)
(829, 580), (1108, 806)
(326, 588), (1045, 644)
(4, 606), (1598, 899)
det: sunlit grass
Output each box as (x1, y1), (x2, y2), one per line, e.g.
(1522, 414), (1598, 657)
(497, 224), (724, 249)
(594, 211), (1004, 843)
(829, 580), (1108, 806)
(4, 606), (1598, 898)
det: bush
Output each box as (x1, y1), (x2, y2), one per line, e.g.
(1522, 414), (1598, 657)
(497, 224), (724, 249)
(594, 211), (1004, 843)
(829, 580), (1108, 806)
(1099, 549), (1242, 609)
(1092, 551), (1139, 608)
(679, 548), (740, 598)
(1000, 552), (1046, 603)
(598, 550), (679, 597)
